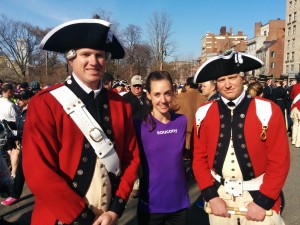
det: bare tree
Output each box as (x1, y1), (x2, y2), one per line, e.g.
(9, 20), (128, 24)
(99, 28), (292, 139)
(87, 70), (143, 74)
(123, 24), (142, 74)
(92, 9), (121, 36)
(147, 10), (176, 70)
(0, 15), (41, 78)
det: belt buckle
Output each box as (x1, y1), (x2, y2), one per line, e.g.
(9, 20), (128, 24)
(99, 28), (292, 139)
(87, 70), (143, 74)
(224, 178), (243, 197)
(89, 127), (103, 142)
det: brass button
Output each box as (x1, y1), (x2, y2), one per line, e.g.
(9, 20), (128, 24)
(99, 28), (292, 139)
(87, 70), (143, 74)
(238, 123), (243, 128)
(81, 212), (87, 218)
(240, 114), (245, 118)
(77, 169), (83, 175)
(84, 143), (90, 149)
(73, 222), (79, 225)
(221, 124), (225, 128)
(107, 129), (112, 134)
(72, 182), (78, 188)
(220, 114), (224, 119)
(82, 157), (88, 162)
(103, 104), (108, 109)
(119, 199), (124, 203)
(104, 116), (110, 121)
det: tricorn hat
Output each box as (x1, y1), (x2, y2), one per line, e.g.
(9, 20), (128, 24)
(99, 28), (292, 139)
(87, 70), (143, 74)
(194, 51), (264, 83)
(40, 19), (125, 59)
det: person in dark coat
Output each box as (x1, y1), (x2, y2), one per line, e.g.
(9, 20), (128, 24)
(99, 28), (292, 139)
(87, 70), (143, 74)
(123, 75), (150, 120)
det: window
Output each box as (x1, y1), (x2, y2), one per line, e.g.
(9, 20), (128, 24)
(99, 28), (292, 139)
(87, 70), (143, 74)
(288, 27), (291, 35)
(289, 14), (292, 23)
(287, 53), (290, 61)
(271, 62), (276, 68)
(288, 40), (291, 48)
(292, 52), (295, 61)
(291, 64), (294, 71)
(290, 1), (293, 8)
(286, 65), (289, 72)
(293, 25), (296, 34)
(294, 12), (297, 21)
(271, 51), (276, 57)
(295, 0), (297, 7)
(264, 31), (267, 36)
(293, 38), (295, 47)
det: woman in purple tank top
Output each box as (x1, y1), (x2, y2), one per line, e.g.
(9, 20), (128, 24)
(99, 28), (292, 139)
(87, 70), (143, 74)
(134, 71), (190, 225)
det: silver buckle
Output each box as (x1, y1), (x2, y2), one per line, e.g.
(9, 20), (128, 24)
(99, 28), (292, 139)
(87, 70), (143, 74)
(224, 178), (243, 197)
(89, 128), (103, 142)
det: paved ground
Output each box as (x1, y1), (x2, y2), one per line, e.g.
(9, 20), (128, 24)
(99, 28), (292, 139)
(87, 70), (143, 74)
(1, 139), (299, 225)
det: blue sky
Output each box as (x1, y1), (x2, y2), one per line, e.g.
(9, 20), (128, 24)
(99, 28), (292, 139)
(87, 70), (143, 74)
(1, 0), (285, 61)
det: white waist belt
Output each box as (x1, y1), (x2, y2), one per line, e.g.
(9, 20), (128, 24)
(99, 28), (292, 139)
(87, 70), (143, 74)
(211, 170), (264, 197)
(51, 86), (120, 176)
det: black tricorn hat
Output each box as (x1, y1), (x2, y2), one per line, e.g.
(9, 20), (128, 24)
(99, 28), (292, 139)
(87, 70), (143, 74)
(194, 52), (264, 83)
(40, 19), (125, 59)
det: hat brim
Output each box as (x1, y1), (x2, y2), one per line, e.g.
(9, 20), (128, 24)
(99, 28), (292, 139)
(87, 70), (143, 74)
(40, 19), (125, 59)
(194, 52), (264, 83)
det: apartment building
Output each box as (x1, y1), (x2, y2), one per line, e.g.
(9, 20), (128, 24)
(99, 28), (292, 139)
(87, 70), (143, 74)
(283, 0), (300, 78)
(247, 20), (285, 78)
(200, 26), (247, 63)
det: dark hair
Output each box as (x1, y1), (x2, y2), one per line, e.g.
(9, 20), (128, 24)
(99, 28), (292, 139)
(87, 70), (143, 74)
(143, 71), (174, 132)
(186, 76), (198, 89)
(1, 83), (14, 93)
(102, 72), (114, 85)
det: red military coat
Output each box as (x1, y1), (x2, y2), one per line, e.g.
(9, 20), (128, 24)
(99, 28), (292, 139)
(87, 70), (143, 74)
(22, 83), (140, 225)
(192, 96), (290, 213)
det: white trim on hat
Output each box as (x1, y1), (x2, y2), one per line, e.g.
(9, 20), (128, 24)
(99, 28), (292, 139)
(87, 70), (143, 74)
(40, 19), (111, 50)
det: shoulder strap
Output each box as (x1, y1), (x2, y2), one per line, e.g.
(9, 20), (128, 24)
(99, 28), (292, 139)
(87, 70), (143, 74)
(50, 86), (120, 176)
(292, 93), (300, 106)
(254, 98), (272, 127)
(194, 99), (272, 139)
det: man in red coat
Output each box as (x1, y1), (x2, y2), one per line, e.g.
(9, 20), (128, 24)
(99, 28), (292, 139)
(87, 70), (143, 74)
(192, 51), (290, 225)
(22, 19), (139, 225)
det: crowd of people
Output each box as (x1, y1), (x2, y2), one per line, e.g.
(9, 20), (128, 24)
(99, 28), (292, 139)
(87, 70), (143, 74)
(0, 17), (294, 225)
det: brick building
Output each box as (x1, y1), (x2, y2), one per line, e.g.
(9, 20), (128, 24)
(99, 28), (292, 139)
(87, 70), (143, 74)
(249, 19), (285, 78)
(200, 26), (248, 63)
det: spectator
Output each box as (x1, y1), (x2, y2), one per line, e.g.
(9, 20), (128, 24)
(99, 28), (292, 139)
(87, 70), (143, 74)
(247, 81), (264, 97)
(123, 75), (149, 120)
(201, 80), (219, 101)
(102, 72), (114, 90)
(1, 90), (33, 206)
(0, 83), (18, 179)
(171, 76), (206, 159)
